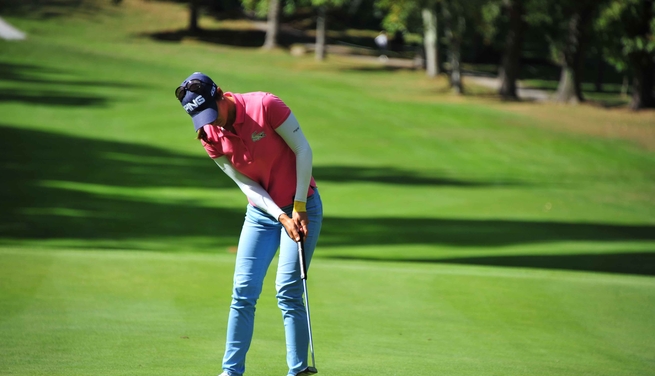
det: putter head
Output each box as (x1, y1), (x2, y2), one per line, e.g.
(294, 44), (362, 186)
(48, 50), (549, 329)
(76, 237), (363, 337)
(296, 367), (318, 375)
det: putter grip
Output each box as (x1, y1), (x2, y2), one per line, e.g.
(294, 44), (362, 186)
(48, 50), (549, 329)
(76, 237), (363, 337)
(298, 233), (308, 280)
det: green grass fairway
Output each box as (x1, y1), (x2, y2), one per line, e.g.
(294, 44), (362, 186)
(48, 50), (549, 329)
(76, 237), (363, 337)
(1, 0), (655, 375)
(2, 248), (654, 376)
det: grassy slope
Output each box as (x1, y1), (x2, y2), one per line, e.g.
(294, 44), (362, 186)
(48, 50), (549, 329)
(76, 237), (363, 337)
(1, 1), (654, 375)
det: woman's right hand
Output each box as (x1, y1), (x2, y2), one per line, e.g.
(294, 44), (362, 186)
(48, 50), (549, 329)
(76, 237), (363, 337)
(279, 213), (301, 242)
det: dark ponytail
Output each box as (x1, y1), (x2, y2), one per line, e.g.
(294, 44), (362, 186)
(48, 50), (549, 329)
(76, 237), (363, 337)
(196, 127), (209, 143)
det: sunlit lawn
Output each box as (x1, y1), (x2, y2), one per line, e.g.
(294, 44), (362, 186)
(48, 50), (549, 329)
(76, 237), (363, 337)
(1, 1), (654, 375)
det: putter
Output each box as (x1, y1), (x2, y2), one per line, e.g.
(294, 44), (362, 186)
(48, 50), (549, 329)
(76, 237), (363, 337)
(297, 233), (317, 373)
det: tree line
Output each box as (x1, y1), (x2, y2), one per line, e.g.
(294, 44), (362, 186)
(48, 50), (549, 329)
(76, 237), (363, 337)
(177, 0), (655, 110)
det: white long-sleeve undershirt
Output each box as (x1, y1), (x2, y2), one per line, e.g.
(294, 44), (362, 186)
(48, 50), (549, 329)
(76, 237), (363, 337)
(274, 112), (313, 204)
(212, 112), (313, 221)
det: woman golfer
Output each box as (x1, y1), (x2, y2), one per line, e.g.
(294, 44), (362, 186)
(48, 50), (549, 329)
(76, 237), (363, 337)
(175, 72), (322, 376)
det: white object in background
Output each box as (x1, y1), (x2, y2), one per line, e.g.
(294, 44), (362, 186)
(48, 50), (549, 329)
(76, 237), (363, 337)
(0, 17), (26, 40)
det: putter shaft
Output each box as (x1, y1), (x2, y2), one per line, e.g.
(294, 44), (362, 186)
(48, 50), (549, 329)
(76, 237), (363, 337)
(297, 236), (316, 370)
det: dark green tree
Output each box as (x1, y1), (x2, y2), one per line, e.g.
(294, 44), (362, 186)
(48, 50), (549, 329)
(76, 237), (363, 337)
(497, 0), (526, 100)
(189, 0), (201, 33)
(377, 0), (442, 77)
(240, 0), (284, 49)
(441, 0), (464, 92)
(308, 0), (348, 61)
(481, 0), (558, 100)
(548, 0), (602, 104)
(596, 0), (655, 109)
(264, 0), (282, 49)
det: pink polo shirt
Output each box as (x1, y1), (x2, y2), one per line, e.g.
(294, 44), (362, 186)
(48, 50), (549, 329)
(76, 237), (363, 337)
(200, 92), (316, 209)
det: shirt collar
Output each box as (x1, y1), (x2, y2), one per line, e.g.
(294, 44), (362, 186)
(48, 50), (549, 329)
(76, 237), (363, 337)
(227, 92), (245, 127)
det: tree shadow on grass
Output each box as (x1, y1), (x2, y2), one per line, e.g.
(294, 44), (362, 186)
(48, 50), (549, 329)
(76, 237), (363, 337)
(0, 125), (242, 248)
(437, 252), (655, 276)
(0, 63), (138, 88)
(328, 252), (655, 277)
(0, 126), (528, 249)
(0, 62), (139, 107)
(321, 216), (655, 276)
(2, 125), (653, 268)
(314, 165), (522, 187)
(340, 64), (414, 73)
(146, 28), (314, 49)
(0, 0), (107, 18)
(0, 92), (108, 107)
(319, 216), (655, 248)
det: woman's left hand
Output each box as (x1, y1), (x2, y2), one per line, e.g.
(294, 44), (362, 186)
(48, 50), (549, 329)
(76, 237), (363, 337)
(279, 213), (301, 241)
(293, 211), (309, 238)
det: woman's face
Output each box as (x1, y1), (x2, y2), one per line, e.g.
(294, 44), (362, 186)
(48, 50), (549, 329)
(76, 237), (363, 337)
(210, 99), (225, 128)
(210, 97), (231, 129)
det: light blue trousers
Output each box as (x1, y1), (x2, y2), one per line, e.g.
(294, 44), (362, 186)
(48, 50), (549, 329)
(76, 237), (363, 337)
(222, 190), (323, 376)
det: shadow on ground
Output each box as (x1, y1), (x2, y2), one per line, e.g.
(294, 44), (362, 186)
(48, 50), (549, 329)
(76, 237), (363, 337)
(147, 28), (314, 48)
(0, 0), (109, 18)
(0, 125), (242, 246)
(0, 126), (525, 246)
(328, 252), (655, 276)
(439, 252), (655, 276)
(320, 216), (655, 276)
(0, 63), (138, 107)
(319, 216), (655, 248)
(314, 166), (522, 187)
(1, 126), (653, 275)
